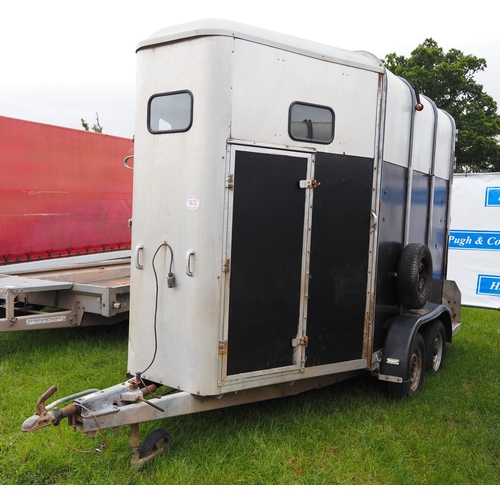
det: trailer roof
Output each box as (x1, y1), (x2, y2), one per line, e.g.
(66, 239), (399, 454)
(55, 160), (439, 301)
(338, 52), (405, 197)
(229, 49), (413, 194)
(137, 19), (385, 74)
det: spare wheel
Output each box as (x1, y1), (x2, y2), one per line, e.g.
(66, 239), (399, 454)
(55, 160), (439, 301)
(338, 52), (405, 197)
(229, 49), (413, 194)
(397, 243), (433, 310)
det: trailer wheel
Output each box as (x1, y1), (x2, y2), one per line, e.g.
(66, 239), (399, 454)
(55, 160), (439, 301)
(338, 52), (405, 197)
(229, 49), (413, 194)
(397, 243), (433, 310)
(139, 429), (172, 459)
(421, 320), (445, 373)
(387, 333), (425, 398)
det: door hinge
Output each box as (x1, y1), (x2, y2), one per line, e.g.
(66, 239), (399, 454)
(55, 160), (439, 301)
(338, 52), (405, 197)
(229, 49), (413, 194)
(222, 258), (230, 273)
(226, 174), (234, 189)
(219, 340), (227, 354)
(291, 336), (309, 347)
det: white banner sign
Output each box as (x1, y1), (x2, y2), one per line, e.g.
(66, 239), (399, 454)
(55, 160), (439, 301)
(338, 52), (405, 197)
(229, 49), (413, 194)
(448, 173), (500, 308)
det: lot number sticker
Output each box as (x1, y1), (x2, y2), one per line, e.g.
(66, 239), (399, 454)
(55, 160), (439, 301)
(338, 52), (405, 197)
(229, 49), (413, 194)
(186, 196), (200, 210)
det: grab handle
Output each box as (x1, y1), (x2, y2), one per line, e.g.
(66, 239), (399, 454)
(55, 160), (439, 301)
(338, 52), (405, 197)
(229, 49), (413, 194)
(186, 249), (195, 276)
(135, 244), (144, 269)
(123, 155), (134, 169)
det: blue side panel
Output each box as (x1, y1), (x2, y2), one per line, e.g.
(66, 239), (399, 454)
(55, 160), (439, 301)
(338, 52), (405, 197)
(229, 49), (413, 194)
(374, 165), (449, 348)
(408, 171), (429, 246)
(374, 162), (406, 351)
(429, 177), (448, 303)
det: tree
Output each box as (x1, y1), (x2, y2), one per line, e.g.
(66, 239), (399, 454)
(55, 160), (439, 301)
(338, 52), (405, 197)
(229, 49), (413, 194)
(80, 112), (103, 133)
(384, 39), (500, 172)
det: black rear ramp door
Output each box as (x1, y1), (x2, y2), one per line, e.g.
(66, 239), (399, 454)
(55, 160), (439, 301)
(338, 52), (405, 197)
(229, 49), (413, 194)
(227, 150), (308, 375)
(226, 149), (374, 375)
(306, 153), (373, 366)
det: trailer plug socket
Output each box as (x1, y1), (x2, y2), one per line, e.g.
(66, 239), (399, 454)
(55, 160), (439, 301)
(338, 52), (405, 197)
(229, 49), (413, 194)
(167, 272), (176, 288)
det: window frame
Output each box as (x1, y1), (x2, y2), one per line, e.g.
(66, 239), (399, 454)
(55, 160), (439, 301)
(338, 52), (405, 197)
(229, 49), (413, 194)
(147, 90), (194, 135)
(288, 101), (335, 145)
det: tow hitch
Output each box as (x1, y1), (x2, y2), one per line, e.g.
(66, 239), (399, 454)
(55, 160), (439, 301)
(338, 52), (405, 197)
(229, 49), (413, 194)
(21, 374), (352, 466)
(21, 385), (84, 432)
(22, 378), (172, 467)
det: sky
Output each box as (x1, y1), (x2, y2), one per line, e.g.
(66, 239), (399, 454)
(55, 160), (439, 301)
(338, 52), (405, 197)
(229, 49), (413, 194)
(1, 0), (498, 139)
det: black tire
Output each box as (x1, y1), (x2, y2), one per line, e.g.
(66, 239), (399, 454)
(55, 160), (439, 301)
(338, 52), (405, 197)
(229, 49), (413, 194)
(139, 429), (172, 459)
(387, 333), (425, 398)
(397, 243), (433, 310)
(421, 320), (446, 373)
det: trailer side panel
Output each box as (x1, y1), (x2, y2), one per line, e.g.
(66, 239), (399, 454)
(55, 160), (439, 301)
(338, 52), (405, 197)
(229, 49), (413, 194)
(0, 116), (133, 265)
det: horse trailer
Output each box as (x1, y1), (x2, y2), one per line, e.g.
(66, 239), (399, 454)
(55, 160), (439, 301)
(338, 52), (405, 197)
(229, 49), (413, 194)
(23, 20), (461, 466)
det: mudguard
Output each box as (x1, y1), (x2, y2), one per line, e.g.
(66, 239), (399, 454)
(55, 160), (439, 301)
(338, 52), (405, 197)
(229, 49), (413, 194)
(379, 303), (452, 382)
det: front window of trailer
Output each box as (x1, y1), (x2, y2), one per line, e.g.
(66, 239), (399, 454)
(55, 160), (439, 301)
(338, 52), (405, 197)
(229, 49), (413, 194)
(289, 102), (334, 144)
(148, 91), (193, 134)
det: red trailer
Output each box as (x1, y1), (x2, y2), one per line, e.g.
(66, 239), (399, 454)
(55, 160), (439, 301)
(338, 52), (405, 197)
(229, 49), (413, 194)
(0, 116), (133, 264)
(0, 116), (134, 332)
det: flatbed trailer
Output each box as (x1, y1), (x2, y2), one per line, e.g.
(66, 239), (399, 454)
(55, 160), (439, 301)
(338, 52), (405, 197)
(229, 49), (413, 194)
(0, 252), (130, 333)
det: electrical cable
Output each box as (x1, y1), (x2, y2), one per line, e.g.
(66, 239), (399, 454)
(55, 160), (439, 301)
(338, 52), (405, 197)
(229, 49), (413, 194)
(137, 242), (174, 382)
(58, 402), (119, 453)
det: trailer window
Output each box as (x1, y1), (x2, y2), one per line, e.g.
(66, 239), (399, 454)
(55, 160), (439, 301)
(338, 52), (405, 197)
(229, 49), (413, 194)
(289, 102), (334, 144)
(148, 91), (193, 134)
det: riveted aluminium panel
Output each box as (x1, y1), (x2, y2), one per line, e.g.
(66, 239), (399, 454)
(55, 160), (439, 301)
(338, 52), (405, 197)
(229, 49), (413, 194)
(383, 72), (412, 169)
(138, 19), (384, 74)
(127, 36), (235, 396)
(434, 109), (455, 181)
(411, 95), (436, 175)
(230, 38), (380, 158)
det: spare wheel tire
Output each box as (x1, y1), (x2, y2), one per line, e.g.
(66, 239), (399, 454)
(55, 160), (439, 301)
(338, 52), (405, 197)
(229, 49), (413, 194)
(397, 243), (433, 310)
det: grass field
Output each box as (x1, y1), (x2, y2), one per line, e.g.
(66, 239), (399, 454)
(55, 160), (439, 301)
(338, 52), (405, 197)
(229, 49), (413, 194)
(0, 306), (499, 485)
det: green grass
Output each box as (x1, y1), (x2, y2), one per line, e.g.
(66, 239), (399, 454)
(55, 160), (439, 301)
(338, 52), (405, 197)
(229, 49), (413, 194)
(0, 307), (499, 485)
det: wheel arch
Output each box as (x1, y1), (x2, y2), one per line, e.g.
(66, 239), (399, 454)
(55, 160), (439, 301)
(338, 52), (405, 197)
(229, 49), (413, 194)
(379, 303), (452, 381)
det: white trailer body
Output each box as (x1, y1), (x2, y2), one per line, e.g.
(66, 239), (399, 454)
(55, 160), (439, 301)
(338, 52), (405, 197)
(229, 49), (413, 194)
(127, 20), (459, 396)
